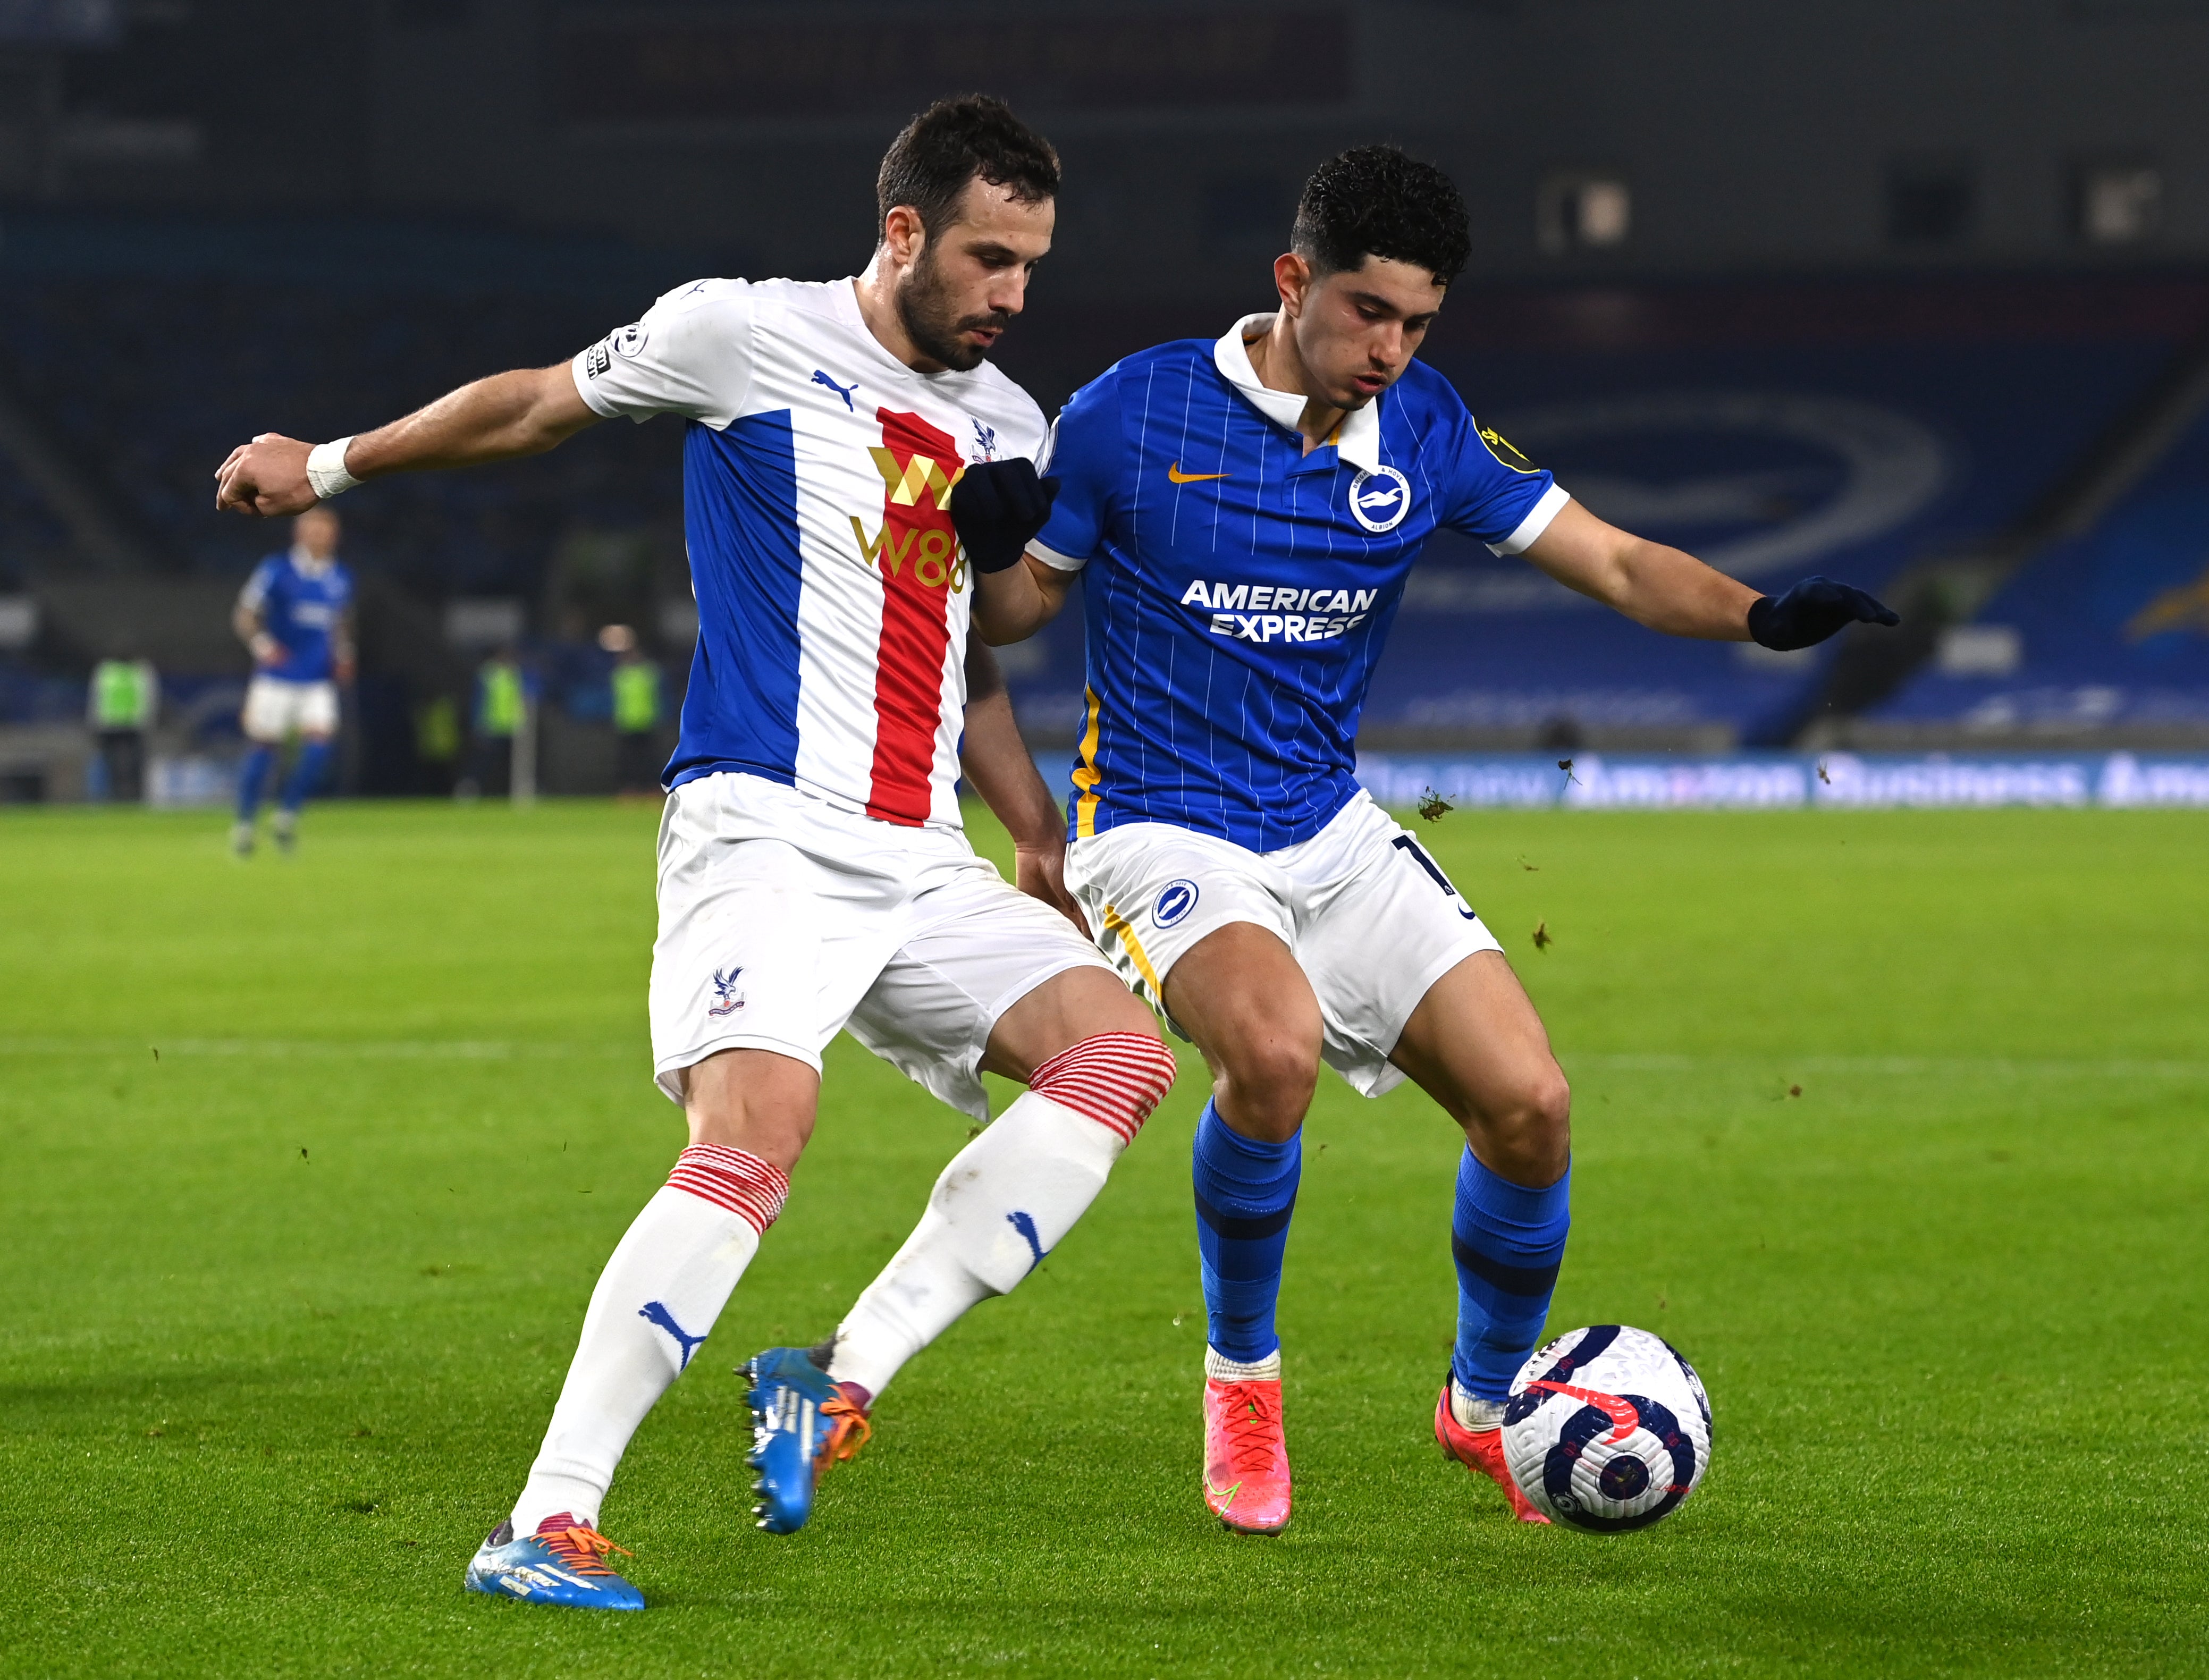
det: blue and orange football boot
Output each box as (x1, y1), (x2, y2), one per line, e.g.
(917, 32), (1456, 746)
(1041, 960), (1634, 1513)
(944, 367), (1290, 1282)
(742, 1345), (873, 1534)
(463, 1513), (646, 1608)
(1435, 1378), (1549, 1524)
(1203, 1375), (1292, 1535)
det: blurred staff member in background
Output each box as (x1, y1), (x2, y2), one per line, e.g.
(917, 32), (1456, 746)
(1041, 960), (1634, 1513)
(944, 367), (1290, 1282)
(600, 623), (664, 798)
(413, 691), (462, 796)
(462, 645), (525, 798)
(231, 505), (353, 856)
(87, 650), (158, 804)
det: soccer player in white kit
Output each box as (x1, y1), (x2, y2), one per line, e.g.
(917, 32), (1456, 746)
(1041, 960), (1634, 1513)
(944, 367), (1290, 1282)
(214, 97), (1177, 1610)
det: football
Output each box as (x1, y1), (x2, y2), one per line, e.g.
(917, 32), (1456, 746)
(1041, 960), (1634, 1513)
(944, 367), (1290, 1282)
(1501, 1325), (1713, 1532)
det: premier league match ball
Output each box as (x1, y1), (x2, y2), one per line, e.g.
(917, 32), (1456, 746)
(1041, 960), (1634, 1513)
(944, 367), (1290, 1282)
(1500, 1325), (1712, 1532)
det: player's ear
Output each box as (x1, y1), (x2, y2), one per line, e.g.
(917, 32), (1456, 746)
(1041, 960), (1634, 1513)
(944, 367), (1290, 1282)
(882, 204), (926, 271)
(1274, 251), (1312, 317)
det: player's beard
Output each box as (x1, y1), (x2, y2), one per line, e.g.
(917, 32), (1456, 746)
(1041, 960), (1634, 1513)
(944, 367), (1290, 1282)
(896, 245), (1011, 373)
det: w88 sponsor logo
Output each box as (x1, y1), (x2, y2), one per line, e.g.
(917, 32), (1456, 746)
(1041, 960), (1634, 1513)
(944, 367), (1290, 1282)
(848, 426), (969, 593)
(850, 517), (967, 592)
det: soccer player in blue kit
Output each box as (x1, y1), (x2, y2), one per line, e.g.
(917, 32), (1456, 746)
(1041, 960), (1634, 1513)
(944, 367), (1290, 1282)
(230, 504), (354, 855)
(949, 146), (1897, 1533)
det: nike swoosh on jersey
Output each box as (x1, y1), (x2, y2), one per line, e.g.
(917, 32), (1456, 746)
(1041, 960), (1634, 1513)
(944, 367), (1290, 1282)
(1167, 463), (1230, 483)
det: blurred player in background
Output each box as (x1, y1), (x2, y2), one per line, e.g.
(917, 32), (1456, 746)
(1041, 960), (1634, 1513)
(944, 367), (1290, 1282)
(213, 95), (1176, 1610)
(951, 145), (1898, 1537)
(230, 505), (353, 855)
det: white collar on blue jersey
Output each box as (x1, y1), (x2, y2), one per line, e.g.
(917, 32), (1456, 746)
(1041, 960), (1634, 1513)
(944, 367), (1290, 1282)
(1213, 313), (1385, 474)
(288, 543), (336, 578)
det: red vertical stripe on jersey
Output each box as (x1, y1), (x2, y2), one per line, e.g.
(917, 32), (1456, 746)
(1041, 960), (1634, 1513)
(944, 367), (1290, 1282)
(866, 408), (964, 826)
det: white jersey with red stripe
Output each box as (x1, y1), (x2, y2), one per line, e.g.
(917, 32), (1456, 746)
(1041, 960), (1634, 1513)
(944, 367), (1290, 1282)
(572, 275), (1047, 829)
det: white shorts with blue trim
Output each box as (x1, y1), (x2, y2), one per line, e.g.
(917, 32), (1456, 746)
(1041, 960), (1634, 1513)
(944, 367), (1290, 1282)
(241, 676), (338, 741)
(1063, 790), (1503, 1099)
(649, 772), (1115, 1121)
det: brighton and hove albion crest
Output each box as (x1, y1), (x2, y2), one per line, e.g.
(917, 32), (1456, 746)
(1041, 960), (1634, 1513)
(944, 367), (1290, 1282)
(1348, 464), (1412, 533)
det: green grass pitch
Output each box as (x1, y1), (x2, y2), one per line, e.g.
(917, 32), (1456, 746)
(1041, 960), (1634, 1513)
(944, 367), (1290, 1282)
(2, 798), (2204, 1677)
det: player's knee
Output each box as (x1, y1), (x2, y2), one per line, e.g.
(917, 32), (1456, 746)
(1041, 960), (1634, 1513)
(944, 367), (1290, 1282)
(1027, 1031), (1181, 1145)
(680, 1049), (819, 1170)
(1475, 1064), (1571, 1185)
(1217, 1035), (1320, 1136)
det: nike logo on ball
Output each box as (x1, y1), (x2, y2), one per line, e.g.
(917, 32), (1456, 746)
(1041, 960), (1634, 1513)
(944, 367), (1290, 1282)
(1524, 1379), (1641, 1443)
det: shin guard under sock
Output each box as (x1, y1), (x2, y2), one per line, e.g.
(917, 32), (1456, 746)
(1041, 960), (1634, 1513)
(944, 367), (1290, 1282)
(1449, 1146), (1570, 1404)
(510, 1144), (787, 1533)
(827, 1034), (1177, 1402)
(1192, 1099), (1300, 1364)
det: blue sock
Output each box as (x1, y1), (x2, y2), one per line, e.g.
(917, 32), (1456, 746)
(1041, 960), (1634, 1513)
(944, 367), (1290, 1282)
(279, 740), (334, 813)
(235, 746), (276, 822)
(1451, 1147), (1571, 1403)
(1192, 1099), (1301, 1363)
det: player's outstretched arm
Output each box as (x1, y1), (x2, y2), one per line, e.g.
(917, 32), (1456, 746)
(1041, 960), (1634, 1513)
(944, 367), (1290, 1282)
(1520, 500), (1898, 646)
(213, 364), (600, 518)
(959, 640), (1084, 932)
(955, 459), (1073, 644)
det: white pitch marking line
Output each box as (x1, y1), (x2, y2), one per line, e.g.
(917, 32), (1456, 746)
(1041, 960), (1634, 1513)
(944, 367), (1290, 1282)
(1568, 1053), (2209, 1079)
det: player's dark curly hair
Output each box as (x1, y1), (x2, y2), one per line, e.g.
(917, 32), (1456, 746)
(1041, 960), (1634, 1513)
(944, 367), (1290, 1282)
(1292, 145), (1471, 286)
(876, 95), (1060, 237)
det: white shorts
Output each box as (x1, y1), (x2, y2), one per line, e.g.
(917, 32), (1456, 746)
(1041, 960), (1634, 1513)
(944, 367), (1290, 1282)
(241, 676), (339, 741)
(1063, 791), (1503, 1099)
(649, 772), (1117, 1121)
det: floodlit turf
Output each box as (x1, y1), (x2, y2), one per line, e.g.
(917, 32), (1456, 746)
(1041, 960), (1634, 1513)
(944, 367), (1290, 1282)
(2, 798), (2205, 1678)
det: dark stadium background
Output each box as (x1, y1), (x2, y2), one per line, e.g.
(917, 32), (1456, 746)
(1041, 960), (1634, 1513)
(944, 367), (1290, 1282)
(3, 0), (2207, 799)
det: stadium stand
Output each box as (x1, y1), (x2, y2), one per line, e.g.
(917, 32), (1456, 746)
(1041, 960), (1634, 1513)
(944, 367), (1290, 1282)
(4, 209), (2208, 787)
(0, 210), (709, 793)
(996, 275), (2209, 749)
(1860, 398), (2209, 745)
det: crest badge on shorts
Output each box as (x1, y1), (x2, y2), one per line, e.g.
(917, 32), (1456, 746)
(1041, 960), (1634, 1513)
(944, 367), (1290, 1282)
(1154, 879), (1200, 927)
(1347, 464), (1412, 533)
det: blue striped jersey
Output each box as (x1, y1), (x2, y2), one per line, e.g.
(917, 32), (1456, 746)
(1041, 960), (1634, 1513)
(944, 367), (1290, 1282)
(238, 547), (353, 683)
(1033, 315), (1567, 850)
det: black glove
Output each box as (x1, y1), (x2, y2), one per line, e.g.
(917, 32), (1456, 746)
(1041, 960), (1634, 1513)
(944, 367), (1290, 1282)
(1747, 576), (1901, 651)
(952, 458), (1059, 575)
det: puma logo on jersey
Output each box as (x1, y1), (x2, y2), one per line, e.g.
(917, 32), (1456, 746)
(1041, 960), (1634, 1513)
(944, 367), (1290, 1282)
(1168, 462), (1229, 483)
(811, 369), (859, 410)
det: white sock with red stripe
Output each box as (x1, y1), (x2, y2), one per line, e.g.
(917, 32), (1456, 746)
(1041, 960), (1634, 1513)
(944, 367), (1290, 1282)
(509, 1143), (788, 1535)
(827, 1033), (1177, 1401)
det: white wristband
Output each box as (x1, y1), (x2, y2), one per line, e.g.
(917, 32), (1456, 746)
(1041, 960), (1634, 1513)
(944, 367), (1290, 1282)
(305, 437), (359, 500)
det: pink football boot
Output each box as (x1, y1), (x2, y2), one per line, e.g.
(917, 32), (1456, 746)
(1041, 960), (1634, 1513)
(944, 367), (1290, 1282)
(1435, 1380), (1549, 1523)
(1203, 1377), (1292, 1535)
